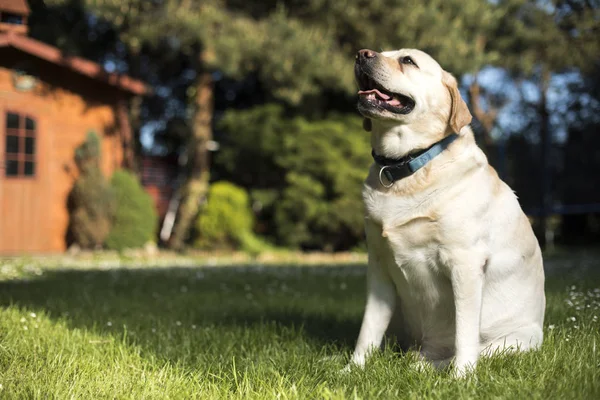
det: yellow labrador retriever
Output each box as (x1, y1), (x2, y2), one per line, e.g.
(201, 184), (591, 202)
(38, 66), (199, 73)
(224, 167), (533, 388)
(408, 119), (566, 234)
(349, 48), (545, 376)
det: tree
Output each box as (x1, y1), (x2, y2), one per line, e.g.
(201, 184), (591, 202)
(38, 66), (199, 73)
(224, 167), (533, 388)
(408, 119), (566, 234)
(42, 0), (600, 251)
(227, 0), (515, 149)
(489, 0), (600, 247)
(45, 0), (355, 250)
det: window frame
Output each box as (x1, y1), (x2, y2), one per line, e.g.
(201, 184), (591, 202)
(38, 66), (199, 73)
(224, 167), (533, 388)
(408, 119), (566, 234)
(3, 110), (37, 179)
(0, 12), (25, 25)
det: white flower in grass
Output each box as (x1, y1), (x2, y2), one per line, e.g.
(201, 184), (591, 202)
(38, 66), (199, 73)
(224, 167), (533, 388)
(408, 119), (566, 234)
(548, 325), (555, 330)
(176, 321), (182, 326)
(569, 317), (576, 322)
(19, 317), (26, 323)
(29, 312), (36, 318)
(107, 321), (113, 327)
(191, 325), (197, 330)
(565, 299), (574, 307)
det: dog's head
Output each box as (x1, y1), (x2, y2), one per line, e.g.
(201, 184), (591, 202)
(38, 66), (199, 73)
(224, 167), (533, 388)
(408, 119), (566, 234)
(355, 49), (471, 135)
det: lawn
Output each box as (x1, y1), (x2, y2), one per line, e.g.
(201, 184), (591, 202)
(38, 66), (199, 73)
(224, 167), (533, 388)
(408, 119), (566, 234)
(0, 254), (599, 399)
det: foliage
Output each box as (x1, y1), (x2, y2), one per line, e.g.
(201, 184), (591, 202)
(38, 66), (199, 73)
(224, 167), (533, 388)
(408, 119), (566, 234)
(490, 0), (600, 75)
(194, 182), (270, 254)
(105, 170), (158, 251)
(67, 132), (114, 249)
(225, 0), (506, 75)
(216, 105), (370, 250)
(39, 0), (600, 250)
(0, 258), (599, 398)
(45, 0), (354, 104)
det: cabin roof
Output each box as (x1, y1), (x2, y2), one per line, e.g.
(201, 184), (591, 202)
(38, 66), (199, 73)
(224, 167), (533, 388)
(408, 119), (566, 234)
(0, 31), (149, 95)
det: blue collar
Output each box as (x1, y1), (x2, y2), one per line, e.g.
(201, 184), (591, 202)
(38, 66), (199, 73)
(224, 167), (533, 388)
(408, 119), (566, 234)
(372, 133), (459, 187)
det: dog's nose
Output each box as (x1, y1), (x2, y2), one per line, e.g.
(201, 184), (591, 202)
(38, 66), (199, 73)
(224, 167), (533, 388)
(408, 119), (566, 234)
(356, 49), (377, 60)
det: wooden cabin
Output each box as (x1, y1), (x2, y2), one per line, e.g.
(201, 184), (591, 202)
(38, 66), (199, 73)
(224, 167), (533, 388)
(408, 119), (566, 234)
(0, 0), (148, 254)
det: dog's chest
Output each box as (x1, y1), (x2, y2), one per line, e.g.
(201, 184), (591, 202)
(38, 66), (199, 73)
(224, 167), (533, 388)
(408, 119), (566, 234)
(364, 183), (452, 316)
(363, 183), (442, 251)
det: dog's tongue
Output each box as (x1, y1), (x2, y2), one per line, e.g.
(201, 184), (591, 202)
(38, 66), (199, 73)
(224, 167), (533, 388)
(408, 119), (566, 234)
(358, 88), (392, 100)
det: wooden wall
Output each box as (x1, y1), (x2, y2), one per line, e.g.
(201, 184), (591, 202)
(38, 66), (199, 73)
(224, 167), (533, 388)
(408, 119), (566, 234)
(0, 51), (126, 254)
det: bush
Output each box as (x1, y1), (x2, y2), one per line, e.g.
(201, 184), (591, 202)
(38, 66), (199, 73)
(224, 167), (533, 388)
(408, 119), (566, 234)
(106, 170), (158, 251)
(194, 181), (269, 254)
(215, 105), (370, 251)
(67, 132), (114, 249)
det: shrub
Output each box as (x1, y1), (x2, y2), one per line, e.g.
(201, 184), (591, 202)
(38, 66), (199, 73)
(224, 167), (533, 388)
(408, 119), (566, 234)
(215, 105), (370, 250)
(106, 170), (158, 251)
(67, 132), (114, 249)
(194, 181), (269, 254)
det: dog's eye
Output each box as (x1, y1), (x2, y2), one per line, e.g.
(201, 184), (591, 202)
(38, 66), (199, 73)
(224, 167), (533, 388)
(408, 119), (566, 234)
(401, 56), (417, 67)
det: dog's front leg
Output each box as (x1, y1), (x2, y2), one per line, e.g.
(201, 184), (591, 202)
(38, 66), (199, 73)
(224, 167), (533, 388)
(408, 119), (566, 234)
(450, 255), (485, 377)
(350, 262), (396, 368)
(349, 221), (396, 368)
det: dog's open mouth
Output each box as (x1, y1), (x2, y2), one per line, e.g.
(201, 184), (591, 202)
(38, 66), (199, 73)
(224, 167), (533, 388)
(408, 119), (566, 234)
(356, 73), (415, 115)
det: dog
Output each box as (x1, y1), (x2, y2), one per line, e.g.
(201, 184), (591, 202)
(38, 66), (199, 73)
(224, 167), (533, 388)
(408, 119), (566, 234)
(349, 48), (545, 377)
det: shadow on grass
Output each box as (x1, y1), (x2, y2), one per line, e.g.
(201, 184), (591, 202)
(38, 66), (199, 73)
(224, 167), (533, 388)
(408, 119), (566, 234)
(3, 258), (598, 371)
(0, 265), (366, 363)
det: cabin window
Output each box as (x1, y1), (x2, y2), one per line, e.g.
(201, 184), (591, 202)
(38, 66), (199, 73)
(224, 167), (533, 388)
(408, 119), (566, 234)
(4, 112), (36, 178)
(0, 13), (24, 25)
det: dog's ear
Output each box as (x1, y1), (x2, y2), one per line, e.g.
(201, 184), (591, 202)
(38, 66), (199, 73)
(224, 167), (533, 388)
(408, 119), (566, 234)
(442, 71), (472, 134)
(362, 118), (372, 132)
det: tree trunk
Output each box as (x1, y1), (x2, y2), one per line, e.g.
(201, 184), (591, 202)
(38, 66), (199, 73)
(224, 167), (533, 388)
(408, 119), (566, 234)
(168, 68), (213, 250)
(126, 49), (143, 175)
(116, 97), (135, 171)
(468, 76), (496, 155)
(537, 68), (552, 250)
(128, 95), (143, 174)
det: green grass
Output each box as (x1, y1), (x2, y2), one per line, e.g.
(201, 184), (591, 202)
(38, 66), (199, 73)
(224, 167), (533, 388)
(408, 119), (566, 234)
(0, 256), (599, 399)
